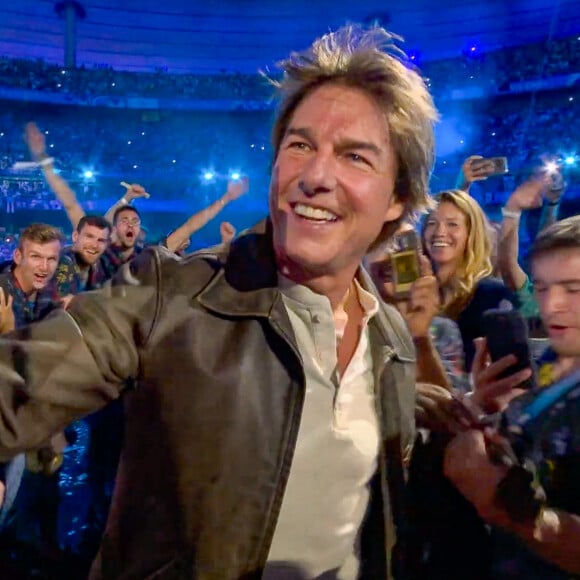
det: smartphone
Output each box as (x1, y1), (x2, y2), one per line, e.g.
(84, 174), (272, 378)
(471, 156), (509, 176)
(482, 309), (534, 389)
(391, 230), (421, 297)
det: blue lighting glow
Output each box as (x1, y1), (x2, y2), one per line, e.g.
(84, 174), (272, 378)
(83, 170), (94, 179)
(230, 172), (240, 180)
(564, 156), (576, 166)
(203, 171), (214, 181)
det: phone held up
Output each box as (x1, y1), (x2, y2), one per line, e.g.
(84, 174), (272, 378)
(482, 309), (535, 389)
(391, 230), (421, 298)
(471, 156), (509, 177)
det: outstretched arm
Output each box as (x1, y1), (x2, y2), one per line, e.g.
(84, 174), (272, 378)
(165, 177), (248, 253)
(0, 250), (162, 460)
(25, 122), (86, 229)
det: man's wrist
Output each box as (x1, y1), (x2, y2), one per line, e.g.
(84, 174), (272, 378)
(413, 334), (433, 348)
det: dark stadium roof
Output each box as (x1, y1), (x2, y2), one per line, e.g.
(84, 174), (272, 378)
(2, 0), (580, 74)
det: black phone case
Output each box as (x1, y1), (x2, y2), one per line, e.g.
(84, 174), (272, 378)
(482, 309), (534, 388)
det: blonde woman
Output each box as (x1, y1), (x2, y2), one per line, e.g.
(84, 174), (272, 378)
(422, 189), (514, 370)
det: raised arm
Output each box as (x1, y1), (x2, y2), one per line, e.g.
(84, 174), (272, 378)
(498, 178), (545, 291)
(24, 123), (86, 229)
(165, 177), (248, 253)
(104, 182), (150, 224)
(456, 155), (497, 192)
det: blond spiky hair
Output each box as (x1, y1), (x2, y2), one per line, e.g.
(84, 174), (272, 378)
(268, 24), (439, 248)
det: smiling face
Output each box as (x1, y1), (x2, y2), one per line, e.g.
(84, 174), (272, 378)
(533, 248), (580, 358)
(13, 239), (61, 293)
(269, 83), (403, 284)
(73, 223), (110, 265)
(423, 201), (469, 272)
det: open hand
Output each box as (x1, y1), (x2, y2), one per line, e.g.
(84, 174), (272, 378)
(224, 176), (249, 201)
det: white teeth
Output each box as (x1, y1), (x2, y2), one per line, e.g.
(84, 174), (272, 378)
(294, 203), (338, 222)
(432, 242), (450, 247)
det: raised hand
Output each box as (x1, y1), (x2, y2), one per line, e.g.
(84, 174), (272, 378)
(505, 178), (547, 212)
(123, 183), (150, 201)
(224, 176), (249, 202)
(461, 155), (497, 186)
(24, 122), (47, 160)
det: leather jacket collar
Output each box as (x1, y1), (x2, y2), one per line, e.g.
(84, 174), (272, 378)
(197, 218), (415, 362)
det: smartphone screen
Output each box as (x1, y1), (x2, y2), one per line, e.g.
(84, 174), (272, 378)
(471, 156), (509, 176)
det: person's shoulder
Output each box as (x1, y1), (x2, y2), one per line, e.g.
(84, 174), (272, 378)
(473, 276), (514, 306)
(120, 244), (223, 296)
(474, 276), (509, 293)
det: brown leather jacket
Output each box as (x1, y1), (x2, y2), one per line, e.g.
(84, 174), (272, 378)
(0, 222), (416, 580)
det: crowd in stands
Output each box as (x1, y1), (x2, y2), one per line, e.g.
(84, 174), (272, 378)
(1, 35), (579, 104)
(0, 23), (580, 580)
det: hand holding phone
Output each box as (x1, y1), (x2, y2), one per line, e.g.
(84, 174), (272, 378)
(470, 156), (509, 177)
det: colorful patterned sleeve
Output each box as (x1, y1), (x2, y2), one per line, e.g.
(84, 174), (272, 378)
(514, 276), (540, 319)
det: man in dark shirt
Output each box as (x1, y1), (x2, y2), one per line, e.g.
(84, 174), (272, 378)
(56, 214), (112, 297)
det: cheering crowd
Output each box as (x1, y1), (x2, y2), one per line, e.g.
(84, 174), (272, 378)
(0, 23), (579, 580)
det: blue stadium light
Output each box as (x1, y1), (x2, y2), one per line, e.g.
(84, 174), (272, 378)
(230, 172), (240, 181)
(83, 170), (94, 179)
(203, 171), (214, 181)
(564, 156), (576, 166)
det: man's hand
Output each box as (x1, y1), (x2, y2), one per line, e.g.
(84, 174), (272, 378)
(220, 221), (236, 244)
(416, 382), (470, 433)
(471, 337), (531, 413)
(224, 176), (249, 202)
(24, 122), (47, 160)
(505, 178), (547, 212)
(0, 288), (15, 334)
(124, 183), (150, 202)
(444, 429), (510, 525)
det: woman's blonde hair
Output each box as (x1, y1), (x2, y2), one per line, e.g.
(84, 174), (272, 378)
(423, 189), (494, 316)
(268, 24), (439, 249)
